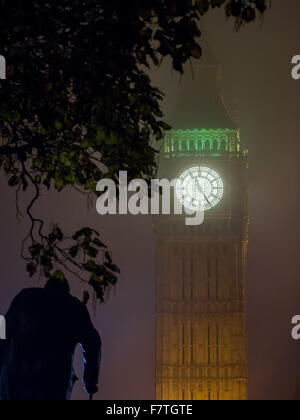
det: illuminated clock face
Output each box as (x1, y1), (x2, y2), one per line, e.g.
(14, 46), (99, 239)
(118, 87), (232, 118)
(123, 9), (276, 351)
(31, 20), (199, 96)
(176, 166), (224, 211)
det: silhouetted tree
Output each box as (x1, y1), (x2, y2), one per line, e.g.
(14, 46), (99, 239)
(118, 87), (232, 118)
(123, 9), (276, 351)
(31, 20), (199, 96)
(0, 0), (268, 300)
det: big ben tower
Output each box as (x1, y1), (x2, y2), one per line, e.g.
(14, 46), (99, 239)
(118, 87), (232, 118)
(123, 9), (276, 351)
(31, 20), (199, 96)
(154, 60), (249, 401)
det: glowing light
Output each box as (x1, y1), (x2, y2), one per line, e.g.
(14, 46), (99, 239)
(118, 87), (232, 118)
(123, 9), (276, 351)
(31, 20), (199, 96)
(176, 166), (224, 211)
(163, 128), (241, 156)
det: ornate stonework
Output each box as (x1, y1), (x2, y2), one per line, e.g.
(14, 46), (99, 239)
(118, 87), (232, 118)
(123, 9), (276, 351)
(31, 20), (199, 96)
(154, 128), (249, 401)
(163, 129), (241, 157)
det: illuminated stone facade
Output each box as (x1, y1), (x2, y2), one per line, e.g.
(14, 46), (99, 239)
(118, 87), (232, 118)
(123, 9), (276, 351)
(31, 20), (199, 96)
(154, 127), (249, 400)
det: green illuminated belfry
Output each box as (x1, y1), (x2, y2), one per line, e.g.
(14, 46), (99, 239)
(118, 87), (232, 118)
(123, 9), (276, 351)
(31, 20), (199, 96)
(163, 128), (241, 157)
(163, 60), (241, 157)
(154, 58), (249, 401)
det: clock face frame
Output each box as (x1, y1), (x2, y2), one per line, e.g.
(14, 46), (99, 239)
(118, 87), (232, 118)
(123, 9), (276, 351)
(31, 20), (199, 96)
(176, 166), (224, 211)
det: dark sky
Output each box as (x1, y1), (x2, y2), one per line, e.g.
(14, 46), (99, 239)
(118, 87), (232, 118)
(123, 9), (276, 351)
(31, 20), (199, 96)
(1, 0), (300, 400)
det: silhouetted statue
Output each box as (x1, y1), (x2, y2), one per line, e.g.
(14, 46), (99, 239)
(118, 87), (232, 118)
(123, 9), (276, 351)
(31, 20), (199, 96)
(0, 278), (101, 400)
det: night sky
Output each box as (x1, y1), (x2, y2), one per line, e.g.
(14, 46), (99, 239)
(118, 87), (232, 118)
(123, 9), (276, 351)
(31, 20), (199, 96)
(1, 0), (300, 400)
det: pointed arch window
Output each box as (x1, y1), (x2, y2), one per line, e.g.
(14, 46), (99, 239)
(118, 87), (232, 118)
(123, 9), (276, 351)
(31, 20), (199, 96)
(189, 140), (195, 151)
(213, 140), (219, 152)
(220, 140), (227, 152)
(205, 140), (210, 152)
(181, 141), (187, 152)
(173, 140), (179, 152)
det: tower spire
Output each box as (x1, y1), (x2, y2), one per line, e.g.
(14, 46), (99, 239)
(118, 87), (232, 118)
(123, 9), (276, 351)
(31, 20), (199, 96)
(170, 34), (235, 130)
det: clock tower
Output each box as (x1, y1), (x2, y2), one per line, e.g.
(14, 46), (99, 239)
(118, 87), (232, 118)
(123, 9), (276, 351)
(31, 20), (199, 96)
(154, 63), (249, 401)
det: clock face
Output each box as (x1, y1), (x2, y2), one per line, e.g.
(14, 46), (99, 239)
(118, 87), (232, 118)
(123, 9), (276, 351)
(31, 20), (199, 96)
(176, 166), (224, 211)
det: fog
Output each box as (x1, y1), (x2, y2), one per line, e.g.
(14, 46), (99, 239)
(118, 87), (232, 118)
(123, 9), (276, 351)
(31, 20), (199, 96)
(1, 0), (300, 400)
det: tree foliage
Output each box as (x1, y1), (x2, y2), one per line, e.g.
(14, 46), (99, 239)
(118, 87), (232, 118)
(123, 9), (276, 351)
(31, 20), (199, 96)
(0, 0), (268, 301)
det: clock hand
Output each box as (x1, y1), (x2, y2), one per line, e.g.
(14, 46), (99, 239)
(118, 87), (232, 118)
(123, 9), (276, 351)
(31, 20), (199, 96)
(203, 192), (212, 208)
(195, 179), (211, 208)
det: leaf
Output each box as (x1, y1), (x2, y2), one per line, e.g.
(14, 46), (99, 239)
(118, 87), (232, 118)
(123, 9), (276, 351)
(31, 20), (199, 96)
(29, 243), (42, 258)
(60, 152), (71, 167)
(225, 3), (232, 17)
(26, 262), (37, 278)
(43, 178), (51, 190)
(40, 255), (53, 270)
(34, 175), (42, 184)
(190, 44), (202, 59)
(105, 251), (112, 263)
(44, 269), (52, 279)
(80, 138), (91, 149)
(53, 270), (66, 281)
(105, 262), (121, 274)
(160, 121), (172, 131)
(85, 178), (96, 191)
(82, 227), (93, 237)
(53, 227), (63, 241)
(8, 175), (20, 187)
(69, 245), (79, 258)
(55, 121), (63, 130)
(104, 270), (118, 285)
(96, 129), (106, 144)
(195, 0), (210, 15)
(86, 246), (98, 258)
(83, 260), (98, 272)
(242, 6), (256, 23)
(90, 273), (101, 284)
(55, 177), (64, 191)
(93, 238), (107, 248)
